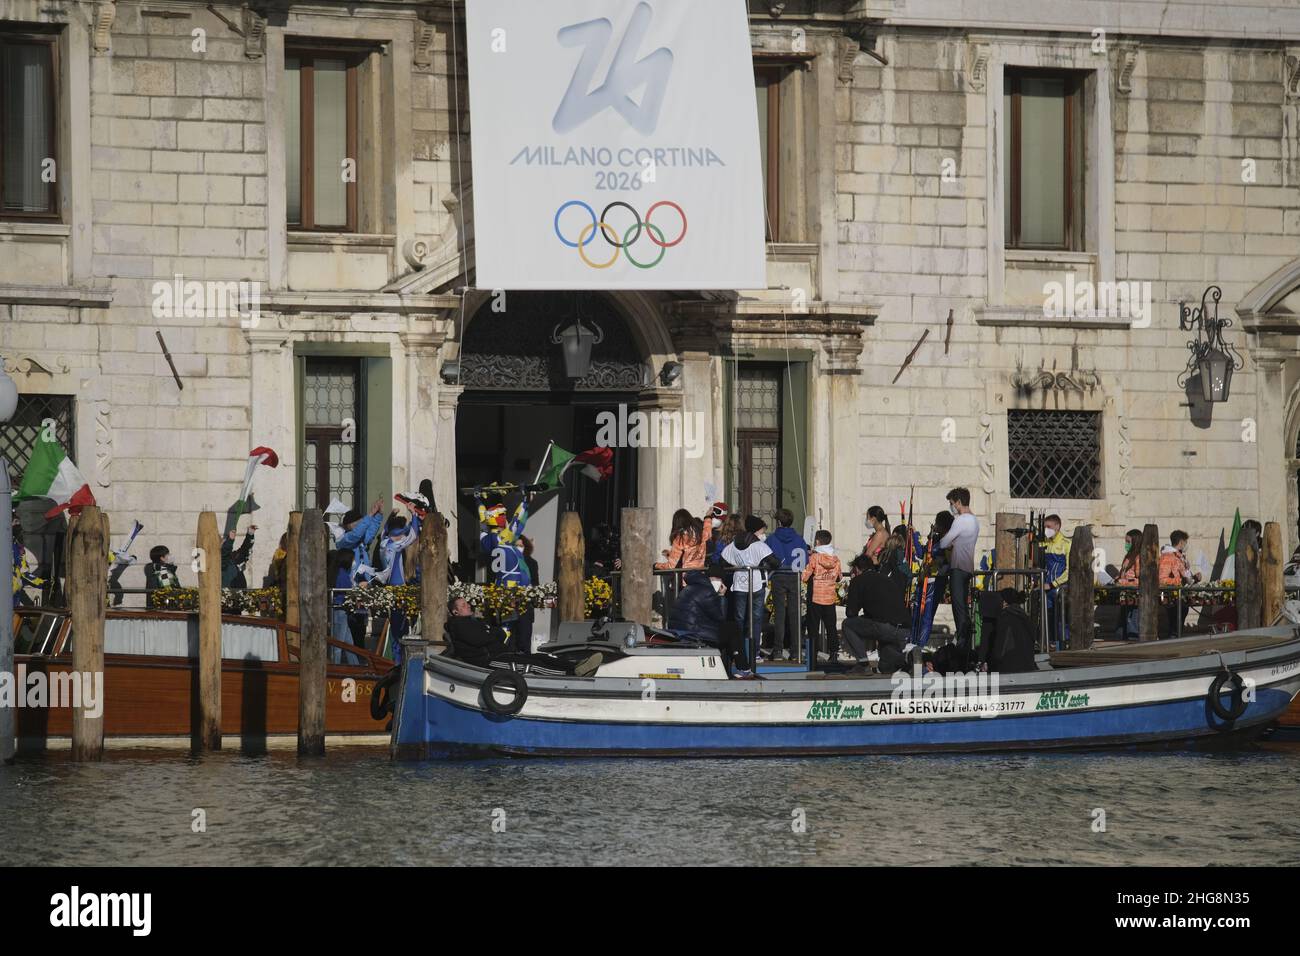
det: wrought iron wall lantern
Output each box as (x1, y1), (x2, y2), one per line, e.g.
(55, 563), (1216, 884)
(1177, 285), (1244, 403)
(551, 317), (604, 380)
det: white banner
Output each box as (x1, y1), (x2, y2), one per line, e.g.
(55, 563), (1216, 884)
(465, 0), (767, 291)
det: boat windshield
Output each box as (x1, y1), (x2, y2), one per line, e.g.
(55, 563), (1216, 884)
(14, 611), (64, 656)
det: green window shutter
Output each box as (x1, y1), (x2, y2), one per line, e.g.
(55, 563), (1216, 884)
(362, 357), (392, 508)
(779, 360), (809, 531)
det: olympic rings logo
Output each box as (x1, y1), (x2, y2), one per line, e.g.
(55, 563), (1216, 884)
(553, 200), (688, 269)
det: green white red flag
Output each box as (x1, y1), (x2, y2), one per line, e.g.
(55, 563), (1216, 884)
(14, 433), (96, 519)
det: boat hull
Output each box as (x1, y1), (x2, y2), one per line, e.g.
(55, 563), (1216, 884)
(392, 630), (1300, 759)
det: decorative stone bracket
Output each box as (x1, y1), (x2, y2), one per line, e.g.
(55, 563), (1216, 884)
(968, 43), (991, 92)
(243, 5), (268, 60)
(1011, 366), (1101, 396)
(92, 0), (116, 55)
(414, 17), (436, 71)
(1287, 48), (1300, 100)
(1115, 44), (1139, 96)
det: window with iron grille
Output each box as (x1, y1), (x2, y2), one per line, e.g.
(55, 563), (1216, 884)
(0, 394), (75, 484)
(1007, 409), (1101, 499)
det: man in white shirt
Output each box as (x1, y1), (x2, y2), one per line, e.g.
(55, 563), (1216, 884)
(720, 515), (780, 679)
(938, 487), (979, 650)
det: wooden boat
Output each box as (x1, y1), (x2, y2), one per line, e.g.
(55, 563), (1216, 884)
(11, 606), (394, 748)
(390, 621), (1300, 758)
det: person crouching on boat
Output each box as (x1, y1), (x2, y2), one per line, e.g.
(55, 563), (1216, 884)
(447, 598), (602, 677)
(987, 588), (1036, 673)
(667, 569), (728, 647)
(722, 516), (780, 679)
(841, 555), (915, 675)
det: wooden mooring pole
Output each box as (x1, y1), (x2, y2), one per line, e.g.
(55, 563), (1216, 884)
(1236, 524), (1261, 631)
(284, 511), (302, 631)
(1138, 524), (1160, 642)
(68, 506), (107, 761)
(557, 511), (585, 621)
(620, 508), (654, 624)
(297, 509), (327, 755)
(419, 511), (449, 644)
(195, 511), (222, 751)
(1067, 524), (1094, 650)
(1262, 521), (1284, 626)
(994, 512), (1025, 572)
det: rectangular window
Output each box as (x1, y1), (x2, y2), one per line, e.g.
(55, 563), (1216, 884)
(1007, 409), (1102, 500)
(0, 394), (75, 485)
(730, 366), (783, 517)
(754, 65), (785, 242)
(0, 32), (58, 219)
(285, 48), (360, 232)
(1004, 69), (1084, 250)
(303, 358), (362, 511)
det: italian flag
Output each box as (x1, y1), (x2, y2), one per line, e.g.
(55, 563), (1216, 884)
(14, 434), (96, 519)
(537, 445), (614, 491)
(239, 446), (280, 503)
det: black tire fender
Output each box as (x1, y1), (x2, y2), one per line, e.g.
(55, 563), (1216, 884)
(1208, 670), (1248, 723)
(481, 668), (529, 717)
(370, 668), (401, 721)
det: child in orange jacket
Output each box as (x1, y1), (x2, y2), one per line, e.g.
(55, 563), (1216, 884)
(802, 530), (843, 661)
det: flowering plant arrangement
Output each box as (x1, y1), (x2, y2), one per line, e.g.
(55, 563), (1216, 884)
(146, 587), (284, 618)
(584, 576), (613, 618)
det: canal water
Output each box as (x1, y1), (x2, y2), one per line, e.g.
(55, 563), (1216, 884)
(3, 744), (1298, 866)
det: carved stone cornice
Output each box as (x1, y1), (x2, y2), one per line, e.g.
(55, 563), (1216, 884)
(3, 355), (71, 378)
(668, 299), (875, 372)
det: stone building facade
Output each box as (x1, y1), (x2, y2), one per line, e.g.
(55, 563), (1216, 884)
(2, 0), (1300, 598)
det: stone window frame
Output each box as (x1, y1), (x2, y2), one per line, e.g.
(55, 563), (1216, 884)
(982, 377), (1127, 512)
(266, 11), (415, 290)
(980, 35), (1116, 310)
(0, 28), (61, 222)
(0, 11), (91, 285)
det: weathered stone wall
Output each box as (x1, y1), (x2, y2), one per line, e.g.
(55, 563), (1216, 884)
(835, 29), (1300, 569)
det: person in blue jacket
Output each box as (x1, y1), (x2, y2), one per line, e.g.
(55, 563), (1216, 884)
(764, 508), (809, 660)
(336, 499), (384, 651)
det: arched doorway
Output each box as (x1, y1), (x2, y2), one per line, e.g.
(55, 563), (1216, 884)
(453, 292), (648, 581)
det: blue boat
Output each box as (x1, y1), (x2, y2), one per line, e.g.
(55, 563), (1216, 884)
(389, 621), (1300, 759)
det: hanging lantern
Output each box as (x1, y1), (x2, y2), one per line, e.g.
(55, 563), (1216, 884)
(551, 318), (604, 380)
(1178, 286), (1243, 404)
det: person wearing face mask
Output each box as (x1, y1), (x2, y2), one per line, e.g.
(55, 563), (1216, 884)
(863, 506), (891, 565)
(1041, 514), (1069, 650)
(802, 530), (843, 663)
(706, 501), (730, 562)
(1159, 530), (1200, 637)
(721, 515), (779, 678)
(1115, 529), (1143, 640)
(937, 487), (979, 650)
